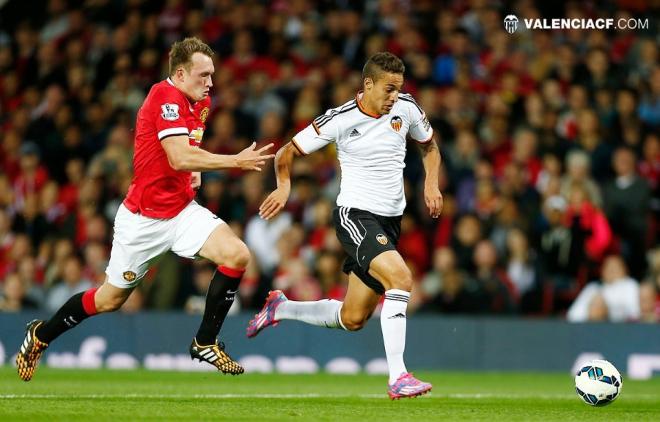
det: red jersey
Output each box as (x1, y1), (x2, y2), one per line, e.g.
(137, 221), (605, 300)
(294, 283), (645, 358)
(124, 79), (211, 218)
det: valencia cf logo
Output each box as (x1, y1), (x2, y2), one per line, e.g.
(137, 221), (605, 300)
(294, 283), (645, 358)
(376, 234), (388, 245)
(503, 14), (519, 34)
(390, 116), (402, 132)
(200, 107), (209, 123)
(123, 271), (137, 282)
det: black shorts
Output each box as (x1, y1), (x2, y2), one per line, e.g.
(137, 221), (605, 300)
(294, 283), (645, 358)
(332, 206), (402, 294)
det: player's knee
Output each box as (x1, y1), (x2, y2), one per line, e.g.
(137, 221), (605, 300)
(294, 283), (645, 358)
(384, 265), (413, 292)
(341, 314), (367, 331)
(227, 241), (250, 269)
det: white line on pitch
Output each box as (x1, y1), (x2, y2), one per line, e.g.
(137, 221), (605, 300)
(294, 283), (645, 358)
(0, 393), (587, 400)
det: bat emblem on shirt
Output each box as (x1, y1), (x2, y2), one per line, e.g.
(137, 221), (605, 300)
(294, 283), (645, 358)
(390, 116), (402, 132)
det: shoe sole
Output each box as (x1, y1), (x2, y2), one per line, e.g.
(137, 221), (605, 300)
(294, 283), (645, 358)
(388, 387), (432, 400)
(190, 357), (244, 375)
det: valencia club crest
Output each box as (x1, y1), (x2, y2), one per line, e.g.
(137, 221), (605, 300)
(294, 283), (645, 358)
(390, 116), (402, 132)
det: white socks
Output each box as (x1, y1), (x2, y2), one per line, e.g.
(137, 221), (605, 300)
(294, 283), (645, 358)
(274, 299), (347, 330)
(381, 289), (409, 384)
(273, 289), (410, 384)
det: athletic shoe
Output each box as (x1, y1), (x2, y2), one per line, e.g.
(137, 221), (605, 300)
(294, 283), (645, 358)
(189, 338), (244, 375)
(387, 372), (433, 400)
(246, 290), (287, 338)
(16, 320), (49, 382)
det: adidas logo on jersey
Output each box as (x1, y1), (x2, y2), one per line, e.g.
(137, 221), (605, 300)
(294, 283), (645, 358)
(349, 128), (361, 137)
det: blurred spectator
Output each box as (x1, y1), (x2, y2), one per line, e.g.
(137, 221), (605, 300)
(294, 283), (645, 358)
(44, 237), (74, 286)
(537, 195), (580, 287)
(44, 254), (92, 312)
(415, 247), (481, 313)
(313, 250), (346, 300)
(573, 108), (613, 182)
(398, 213), (429, 273)
(13, 141), (50, 212)
(17, 255), (45, 307)
(11, 193), (51, 248)
(245, 210), (292, 276)
(0, 209), (16, 278)
(505, 228), (539, 306)
(451, 214), (482, 273)
(273, 257), (322, 301)
(639, 280), (659, 323)
(560, 150), (603, 207)
(82, 241), (109, 286)
(567, 255), (640, 322)
(564, 182), (612, 264)
(185, 261), (229, 315)
(638, 66), (660, 127)
(612, 88), (643, 149)
(603, 147), (651, 279)
(0, 272), (39, 311)
(472, 240), (517, 313)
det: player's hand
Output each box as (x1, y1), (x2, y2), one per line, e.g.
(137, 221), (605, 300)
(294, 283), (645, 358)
(424, 185), (443, 218)
(191, 172), (201, 189)
(259, 186), (290, 220)
(235, 142), (275, 171)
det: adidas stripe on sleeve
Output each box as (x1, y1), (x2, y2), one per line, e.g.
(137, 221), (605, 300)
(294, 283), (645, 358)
(292, 100), (356, 155)
(399, 93), (433, 143)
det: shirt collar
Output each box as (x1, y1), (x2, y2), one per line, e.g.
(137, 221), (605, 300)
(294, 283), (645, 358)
(356, 91), (382, 119)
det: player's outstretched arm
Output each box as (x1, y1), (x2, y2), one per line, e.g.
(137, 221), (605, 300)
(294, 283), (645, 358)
(162, 136), (274, 171)
(259, 142), (301, 220)
(418, 137), (443, 218)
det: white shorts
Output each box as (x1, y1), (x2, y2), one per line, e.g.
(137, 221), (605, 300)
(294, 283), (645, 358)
(105, 201), (224, 288)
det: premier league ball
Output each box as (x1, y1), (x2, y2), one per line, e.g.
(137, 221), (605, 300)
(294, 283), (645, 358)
(574, 359), (623, 406)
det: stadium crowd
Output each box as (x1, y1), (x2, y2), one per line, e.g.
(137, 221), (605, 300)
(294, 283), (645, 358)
(0, 0), (658, 322)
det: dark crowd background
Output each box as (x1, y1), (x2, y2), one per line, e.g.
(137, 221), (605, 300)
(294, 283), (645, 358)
(0, 0), (658, 323)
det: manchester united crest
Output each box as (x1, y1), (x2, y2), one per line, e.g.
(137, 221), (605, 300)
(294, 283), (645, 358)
(390, 116), (402, 132)
(123, 271), (137, 282)
(200, 107), (209, 123)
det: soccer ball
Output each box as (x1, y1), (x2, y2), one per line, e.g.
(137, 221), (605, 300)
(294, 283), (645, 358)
(574, 359), (623, 406)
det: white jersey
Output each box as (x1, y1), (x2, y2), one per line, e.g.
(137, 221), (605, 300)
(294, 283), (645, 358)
(292, 92), (433, 216)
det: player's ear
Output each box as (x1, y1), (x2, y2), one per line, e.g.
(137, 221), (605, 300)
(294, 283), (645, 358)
(175, 67), (185, 82)
(364, 77), (373, 91)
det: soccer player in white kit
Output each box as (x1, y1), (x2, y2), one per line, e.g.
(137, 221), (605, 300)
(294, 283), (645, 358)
(247, 52), (442, 399)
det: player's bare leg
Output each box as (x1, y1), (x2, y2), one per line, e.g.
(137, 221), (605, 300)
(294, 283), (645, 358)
(191, 223), (248, 375)
(247, 272), (380, 337)
(369, 250), (432, 399)
(338, 272), (381, 331)
(17, 280), (133, 381)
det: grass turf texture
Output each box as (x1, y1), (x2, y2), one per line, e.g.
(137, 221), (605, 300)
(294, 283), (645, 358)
(1, 368), (659, 421)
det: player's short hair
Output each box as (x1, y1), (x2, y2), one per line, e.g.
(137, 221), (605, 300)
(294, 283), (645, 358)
(168, 37), (214, 76)
(362, 52), (405, 84)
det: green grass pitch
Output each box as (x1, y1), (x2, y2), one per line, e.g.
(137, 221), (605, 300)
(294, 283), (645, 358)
(1, 367), (659, 421)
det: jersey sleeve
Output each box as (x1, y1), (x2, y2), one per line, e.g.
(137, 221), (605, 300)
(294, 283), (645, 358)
(403, 95), (434, 143)
(291, 110), (339, 155)
(154, 87), (189, 141)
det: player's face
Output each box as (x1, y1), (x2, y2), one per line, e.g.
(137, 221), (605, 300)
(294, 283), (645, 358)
(181, 52), (214, 102)
(365, 72), (404, 115)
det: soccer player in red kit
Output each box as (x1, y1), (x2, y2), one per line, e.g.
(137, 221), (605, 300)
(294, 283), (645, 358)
(16, 37), (274, 380)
